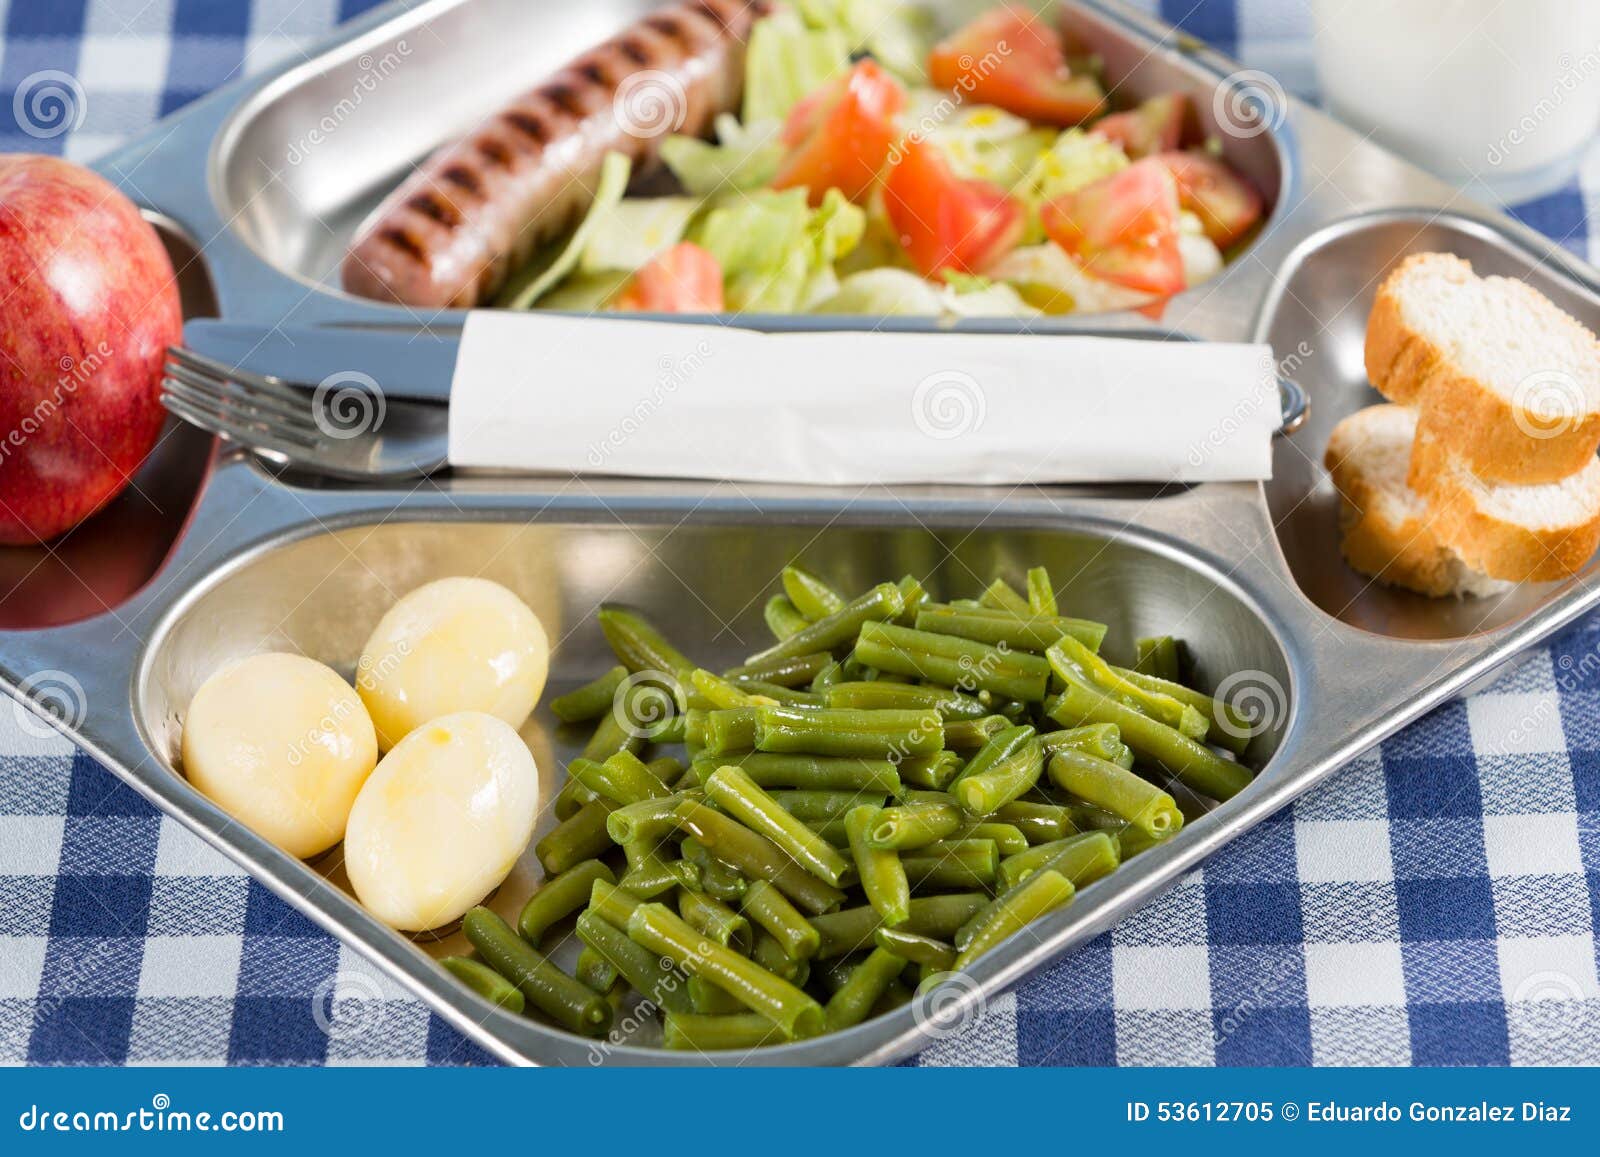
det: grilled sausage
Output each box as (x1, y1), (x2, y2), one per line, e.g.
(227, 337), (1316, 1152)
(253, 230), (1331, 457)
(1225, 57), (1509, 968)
(342, 0), (776, 309)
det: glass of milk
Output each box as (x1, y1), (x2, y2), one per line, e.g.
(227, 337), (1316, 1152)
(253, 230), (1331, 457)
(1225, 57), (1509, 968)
(1313, 0), (1600, 202)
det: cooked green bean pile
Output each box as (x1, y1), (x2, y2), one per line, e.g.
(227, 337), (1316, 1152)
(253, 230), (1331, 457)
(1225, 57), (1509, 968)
(441, 564), (1261, 1051)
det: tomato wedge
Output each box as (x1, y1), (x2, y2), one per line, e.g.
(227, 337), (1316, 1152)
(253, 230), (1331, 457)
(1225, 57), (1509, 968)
(1039, 158), (1185, 296)
(882, 138), (1024, 278)
(1156, 151), (1264, 249)
(771, 60), (906, 206)
(927, 6), (1105, 126)
(1092, 93), (1189, 159)
(612, 242), (724, 312)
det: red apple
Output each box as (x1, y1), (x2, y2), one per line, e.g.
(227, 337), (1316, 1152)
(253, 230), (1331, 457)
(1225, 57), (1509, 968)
(0, 155), (181, 544)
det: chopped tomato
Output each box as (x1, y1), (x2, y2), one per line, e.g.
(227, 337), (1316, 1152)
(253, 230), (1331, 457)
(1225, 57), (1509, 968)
(927, 6), (1105, 126)
(771, 60), (906, 206)
(612, 242), (724, 312)
(1092, 93), (1189, 159)
(1156, 151), (1264, 248)
(1039, 158), (1185, 296)
(882, 138), (1024, 278)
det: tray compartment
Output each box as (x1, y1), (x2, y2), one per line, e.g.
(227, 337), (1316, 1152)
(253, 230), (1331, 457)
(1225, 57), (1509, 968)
(0, 216), (217, 630)
(212, 0), (1284, 314)
(1258, 209), (1600, 640)
(135, 511), (1292, 1060)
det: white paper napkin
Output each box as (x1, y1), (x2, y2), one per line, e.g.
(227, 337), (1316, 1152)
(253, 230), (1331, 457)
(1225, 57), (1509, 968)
(447, 312), (1281, 485)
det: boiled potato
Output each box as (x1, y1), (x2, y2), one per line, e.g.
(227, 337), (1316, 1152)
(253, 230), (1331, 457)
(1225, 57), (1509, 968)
(357, 576), (548, 749)
(180, 652), (378, 859)
(343, 711), (540, 931)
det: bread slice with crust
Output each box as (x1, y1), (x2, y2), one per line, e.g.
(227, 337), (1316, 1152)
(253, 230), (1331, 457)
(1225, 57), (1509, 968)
(1324, 404), (1509, 598)
(1365, 253), (1600, 485)
(1409, 424), (1600, 582)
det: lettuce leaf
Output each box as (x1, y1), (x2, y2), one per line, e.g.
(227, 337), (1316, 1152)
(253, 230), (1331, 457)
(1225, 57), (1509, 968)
(579, 196), (700, 274)
(500, 151), (632, 309)
(795, 0), (933, 82)
(742, 10), (850, 126)
(692, 187), (865, 312)
(660, 114), (784, 196)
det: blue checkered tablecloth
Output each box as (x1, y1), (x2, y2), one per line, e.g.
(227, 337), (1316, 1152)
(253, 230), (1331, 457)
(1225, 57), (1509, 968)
(1, 0), (1597, 1067)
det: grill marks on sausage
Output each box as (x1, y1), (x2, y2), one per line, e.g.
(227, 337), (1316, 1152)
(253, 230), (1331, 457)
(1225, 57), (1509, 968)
(440, 164), (484, 199)
(546, 82), (590, 119)
(616, 35), (653, 66)
(407, 192), (462, 226)
(379, 228), (428, 263)
(502, 108), (552, 146)
(644, 13), (697, 50)
(475, 138), (515, 170)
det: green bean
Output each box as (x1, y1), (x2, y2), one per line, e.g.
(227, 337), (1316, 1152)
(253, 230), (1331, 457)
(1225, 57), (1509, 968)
(810, 658), (846, 692)
(619, 837), (683, 900)
(518, 858), (617, 945)
(688, 975), (748, 1015)
(440, 956), (526, 1013)
(956, 821), (1030, 856)
(804, 818), (850, 846)
(874, 927), (957, 971)
(764, 595), (809, 640)
(895, 575), (929, 625)
(994, 830), (1120, 893)
(750, 930), (809, 984)
(745, 582), (905, 667)
(573, 908), (693, 1014)
(463, 907), (612, 1037)
(648, 755), (686, 784)
(953, 869), (1076, 969)
(689, 668), (758, 709)
(824, 947), (908, 1031)
(897, 751), (964, 790)
(680, 839), (750, 902)
(1067, 803), (1126, 832)
(854, 621), (1050, 702)
(535, 800), (616, 876)
(1045, 651), (1251, 801)
(553, 777), (596, 820)
(740, 879), (821, 960)
(980, 577), (1031, 615)
(753, 705), (943, 760)
(951, 725), (1042, 816)
(662, 1011), (788, 1050)
(674, 800), (845, 914)
(990, 800), (1077, 844)
(1047, 750), (1184, 839)
(1113, 666), (1253, 755)
(725, 650), (834, 688)
(809, 894), (989, 958)
(942, 714), (1011, 750)
(1134, 636), (1181, 683)
(627, 903), (824, 1039)
(1115, 825), (1166, 858)
(700, 707), (761, 756)
(1040, 723), (1124, 761)
(589, 878), (640, 926)
(866, 800), (962, 851)
(569, 750), (672, 806)
(691, 752), (901, 794)
(580, 702), (648, 763)
(597, 605), (695, 678)
(782, 565), (847, 620)
(913, 602), (1108, 654)
(824, 680), (990, 719)
(679, 889), (751, 951)
(768, 790), (887, 823)
(1055, 636), (1210, 739)
(550, 666), (629, 724)
(575, 946), (619, 994)
(902, 840), (999, 890)
(703, 764), (854, 887)
(1025, 566), (1057, 617)
(607, 792), (695, 845)
(730, 681), (825, 707)
(845, 805), (911, 927)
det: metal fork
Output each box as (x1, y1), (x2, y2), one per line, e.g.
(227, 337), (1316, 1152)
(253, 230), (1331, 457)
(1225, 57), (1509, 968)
(161, 346), (449, 482)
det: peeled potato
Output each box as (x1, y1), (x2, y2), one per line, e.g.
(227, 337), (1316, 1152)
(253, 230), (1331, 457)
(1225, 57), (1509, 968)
(357, 576), (549, 749)
(343, 711), (540, 931)
(180, 652), (378, 859)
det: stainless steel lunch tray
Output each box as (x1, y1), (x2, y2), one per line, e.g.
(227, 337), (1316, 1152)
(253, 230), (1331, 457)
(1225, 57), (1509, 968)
(3, 0), (1599, 1066)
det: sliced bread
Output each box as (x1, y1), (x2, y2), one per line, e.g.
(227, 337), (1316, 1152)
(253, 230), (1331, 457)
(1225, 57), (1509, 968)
(1408, 424), (1600, 582)
(1324, 404), (1509, 598)
(1365, 253), (1600, 484)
